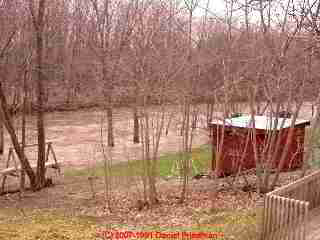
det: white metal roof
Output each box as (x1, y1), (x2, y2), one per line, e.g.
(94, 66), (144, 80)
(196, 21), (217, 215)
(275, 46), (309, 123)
(210, 115), (310, 130)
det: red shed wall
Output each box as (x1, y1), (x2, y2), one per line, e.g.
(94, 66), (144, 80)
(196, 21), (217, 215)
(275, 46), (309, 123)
(210, 124), (306, 176)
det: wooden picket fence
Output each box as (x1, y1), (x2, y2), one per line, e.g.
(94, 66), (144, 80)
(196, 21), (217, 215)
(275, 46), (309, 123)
(261, 170), (320, 240)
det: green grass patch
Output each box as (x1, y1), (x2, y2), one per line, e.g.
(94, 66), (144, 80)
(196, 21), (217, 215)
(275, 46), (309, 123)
(64, 145), (212, 179)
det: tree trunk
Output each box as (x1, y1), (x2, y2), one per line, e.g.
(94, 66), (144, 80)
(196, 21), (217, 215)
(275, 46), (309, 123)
(20, 71), (28, 191)
(0, 83), (37, 189)
(144, 112), (158, 205)
(0, 114), (3, 156)
(180, 101), (191, 203)
(30, 0), (47, 189)
(102, 57), (115, 147)
(133, 107), (139, 143)
(148, 172), (158, 204)
(106, 104), (114, 147)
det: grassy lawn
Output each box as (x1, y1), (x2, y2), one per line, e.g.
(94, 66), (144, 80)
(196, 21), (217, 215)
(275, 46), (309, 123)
(64, 145), (212, 179)
(0, 211), (98, 240)
(0, 209), (258, 240)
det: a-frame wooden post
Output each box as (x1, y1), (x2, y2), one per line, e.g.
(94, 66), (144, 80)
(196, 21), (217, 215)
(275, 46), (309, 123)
(0, 113), (4, 157)
(1, 148), (14, 192)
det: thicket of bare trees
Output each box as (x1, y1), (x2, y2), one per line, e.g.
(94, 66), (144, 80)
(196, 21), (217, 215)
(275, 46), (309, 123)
(1, 0), (320, 198)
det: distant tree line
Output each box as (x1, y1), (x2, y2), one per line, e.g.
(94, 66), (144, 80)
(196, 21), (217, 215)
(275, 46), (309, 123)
(1, 0), (320, 195)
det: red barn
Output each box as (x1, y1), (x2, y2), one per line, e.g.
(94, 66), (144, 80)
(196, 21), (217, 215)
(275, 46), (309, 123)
(209, 115), (310, 177)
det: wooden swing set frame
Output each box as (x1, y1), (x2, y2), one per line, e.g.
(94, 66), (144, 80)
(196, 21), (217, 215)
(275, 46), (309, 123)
(0, 141), (60, 193)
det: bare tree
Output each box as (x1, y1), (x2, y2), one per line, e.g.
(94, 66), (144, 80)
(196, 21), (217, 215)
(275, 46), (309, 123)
(29, 0), (47, 189)
(0, 0), (38, 189)
(86, 0), (137, 147)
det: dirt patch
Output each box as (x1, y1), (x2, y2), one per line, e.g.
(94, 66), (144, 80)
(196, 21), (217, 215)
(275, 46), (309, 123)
(0, 166), (309, 229)
(0, 174), (258, 228)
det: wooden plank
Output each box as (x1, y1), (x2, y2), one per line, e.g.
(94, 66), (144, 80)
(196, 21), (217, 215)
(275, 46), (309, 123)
(286, 198), (290, 240)
(1, 148), (14, 192)
(273, 196), (280, 240)
(45, 143), (50, 162)
(279, 197), (285, 240)
(0, 167), (16, 175)
(11, 141), (52, 148)
(45, 162), (60, 169)
(297, 201), (302, 240)
(293, 200), (299, 240)
(299, 202), (303, 240)
(49, 144), (60, 173)
(261, 196), (267, 239)
(304, 202), (309, 240)
(266, 196), (271, 239)
(288, 199), (293, 240)
(270, 195), (275, 239)
(0, 161), (60, 176)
